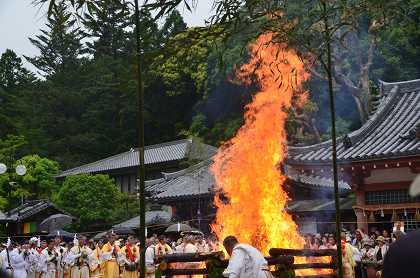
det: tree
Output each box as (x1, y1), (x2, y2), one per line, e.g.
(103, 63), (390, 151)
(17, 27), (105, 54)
(12, 155), (60, 201)
(0, 50), (36, 136)
(0, 49), (34, 90)
(55, 174), (122, 227)
(26, 1), (84, 76)
(158, 10), (187, 42)
(82, 0), (131, 58)
(0, 135), (27, 210)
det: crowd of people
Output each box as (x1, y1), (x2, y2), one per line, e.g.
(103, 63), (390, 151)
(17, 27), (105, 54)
(303, 222), (407, 278)
(0, 222), (412, 278)
(0, 232), (220, 278)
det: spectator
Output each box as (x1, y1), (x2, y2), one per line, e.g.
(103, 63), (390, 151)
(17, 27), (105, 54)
(352, 229), (366, 250)
(319, 236), (328, 249)
(327, 236), (336, 249)
(382, 230), (391, 244)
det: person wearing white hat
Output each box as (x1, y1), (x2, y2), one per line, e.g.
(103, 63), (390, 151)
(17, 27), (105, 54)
(382, 175), (420, 278)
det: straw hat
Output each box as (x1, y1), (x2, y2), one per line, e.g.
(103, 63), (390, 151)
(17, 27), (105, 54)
(409, 175), (420, 197)
(376, 236), (385, 243)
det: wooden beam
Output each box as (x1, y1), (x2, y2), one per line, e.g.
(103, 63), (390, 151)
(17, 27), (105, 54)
(159, 252), (224, 263)
(295, 275), (336, 278)
(292, 263), (335, 269)
(269, 248), (337, 257)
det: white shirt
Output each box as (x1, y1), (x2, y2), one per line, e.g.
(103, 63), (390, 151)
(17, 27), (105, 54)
(223, 244), (268, 278)
(145, 245), (155, 266)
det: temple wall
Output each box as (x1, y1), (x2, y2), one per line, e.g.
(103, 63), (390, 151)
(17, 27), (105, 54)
(364, 167), (417, 184)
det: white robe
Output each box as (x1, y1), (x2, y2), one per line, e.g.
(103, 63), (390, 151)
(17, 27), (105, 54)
(39, 249), (57, 278)
(25, 248), (39, 278)
(69, 245), (91, 278)
(223, 244), (271, 278)
(54, 246), (66, 278)
(10, 249), (27, 278)
(1, 249), (14, 276)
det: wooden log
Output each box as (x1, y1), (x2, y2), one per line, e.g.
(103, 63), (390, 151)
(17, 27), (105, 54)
(213, 255), (294, 268)
(295, 275), (336, 278)
(266, 255), (294, 267)
(291, 263), (335, 269)
(159, 251), (224, 263)
(164, 268), (208, 275)
(269, 248), (337, 257)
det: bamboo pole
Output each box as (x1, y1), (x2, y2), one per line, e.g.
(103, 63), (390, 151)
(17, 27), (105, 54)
(322, 1), (343, 277)
(133, 0), (146, 277)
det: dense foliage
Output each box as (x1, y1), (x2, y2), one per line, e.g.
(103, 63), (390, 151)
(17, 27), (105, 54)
(55, 174), (122, 228)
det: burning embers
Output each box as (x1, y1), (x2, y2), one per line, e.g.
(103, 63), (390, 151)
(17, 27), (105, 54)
(210, 32), (310, 253)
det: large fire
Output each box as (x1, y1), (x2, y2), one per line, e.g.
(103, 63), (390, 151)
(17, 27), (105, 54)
(210, 32), (310, 253)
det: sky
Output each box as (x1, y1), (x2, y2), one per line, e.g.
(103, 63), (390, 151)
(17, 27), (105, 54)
(0, 0), (213, 72)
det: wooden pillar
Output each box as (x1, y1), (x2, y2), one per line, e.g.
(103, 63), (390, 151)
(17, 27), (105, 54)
(355, 189), (368, 232)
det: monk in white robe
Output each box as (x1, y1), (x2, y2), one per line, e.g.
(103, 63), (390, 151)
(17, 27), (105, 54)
(222, 236), (272, 278)
(69, 236), (91, 278)
(0, 245), (14, 277)
(54, 237), (67, 278)
(10, 248), (28, 278)
(88, 241), (104, 278)
(25, 240), (39, 278)
(145, 239), (156, 278)
(39, 241), (58, 278)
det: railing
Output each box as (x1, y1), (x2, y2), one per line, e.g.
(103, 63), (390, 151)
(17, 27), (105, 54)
(157, 248), (337, 278)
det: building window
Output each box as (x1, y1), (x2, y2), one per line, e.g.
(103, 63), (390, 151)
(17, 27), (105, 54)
(365, 189), (420, 205)
(402, 214), (420, 232)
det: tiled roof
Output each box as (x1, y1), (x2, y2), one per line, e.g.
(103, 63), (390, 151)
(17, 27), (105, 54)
(289, 173), (351, 190)
(113, 210), (172, 229)
(57, 139), (217, 178)
(149, 160), (214, 201)
(2, 200), (70, 222)
(287, 197), (354, 213)
(288, 79), (420, 165)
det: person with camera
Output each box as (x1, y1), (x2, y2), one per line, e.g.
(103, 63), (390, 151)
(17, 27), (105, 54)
(69, 236), (92, 278)
(120, 236), (139, 278)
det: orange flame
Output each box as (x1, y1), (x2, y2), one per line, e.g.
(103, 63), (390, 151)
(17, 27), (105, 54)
(210, 32), (310, 253)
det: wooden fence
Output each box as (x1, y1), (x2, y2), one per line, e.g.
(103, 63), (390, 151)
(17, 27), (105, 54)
(157, 248), (337, 278)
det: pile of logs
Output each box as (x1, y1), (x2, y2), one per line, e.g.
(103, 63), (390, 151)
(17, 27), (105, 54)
(157, 248), (337, 278)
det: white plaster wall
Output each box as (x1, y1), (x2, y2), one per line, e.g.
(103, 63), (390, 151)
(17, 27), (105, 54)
(364, 167), (417, 184)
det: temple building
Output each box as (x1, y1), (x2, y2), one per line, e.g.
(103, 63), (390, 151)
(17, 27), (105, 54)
(56, 138), (216, 194)
(287, 79), (420, 232)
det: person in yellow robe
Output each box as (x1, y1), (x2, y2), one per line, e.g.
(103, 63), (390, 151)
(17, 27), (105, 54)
(89, 240), (105, 278)
(155, 235), (172, 258)
(120, 236), (140, 278)
(341, 233), (356, 278)
(101, 233), (121, 278)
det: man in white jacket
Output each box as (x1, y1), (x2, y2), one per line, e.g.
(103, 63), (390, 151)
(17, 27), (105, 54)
(222, 236), (272, 278)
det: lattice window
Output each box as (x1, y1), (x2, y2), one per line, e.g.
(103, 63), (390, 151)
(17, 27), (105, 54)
(402, 214), (420, 232)
(365, 189), (420, 205)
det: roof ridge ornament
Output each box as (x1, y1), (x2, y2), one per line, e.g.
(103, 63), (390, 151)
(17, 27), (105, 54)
(400, 122), (420, 140)
(342, 134), (352, 149)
